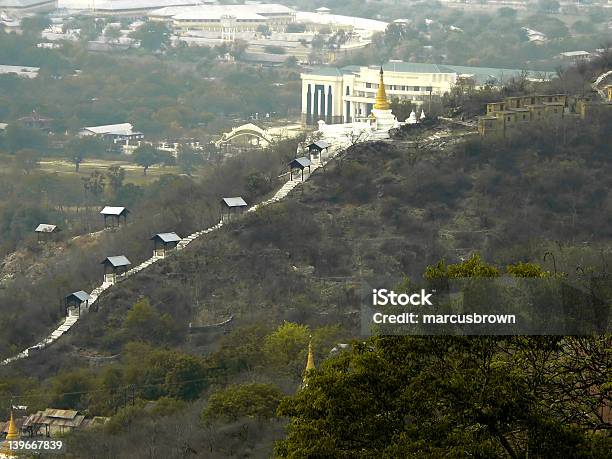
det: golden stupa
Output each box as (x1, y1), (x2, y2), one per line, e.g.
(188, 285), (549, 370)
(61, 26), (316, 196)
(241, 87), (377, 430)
(0, 412), (20, 458)
(373, 67), (391, 110)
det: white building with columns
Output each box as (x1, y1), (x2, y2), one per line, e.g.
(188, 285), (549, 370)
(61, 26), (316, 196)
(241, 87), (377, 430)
(301, 61), (551, 124)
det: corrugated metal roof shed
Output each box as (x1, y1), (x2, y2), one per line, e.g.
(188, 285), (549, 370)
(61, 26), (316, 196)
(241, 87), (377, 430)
(101, 256), (131, 267)
(222, 197), (248, 208)
(23, 410), (86, 429)
(42, 409), (78, 420)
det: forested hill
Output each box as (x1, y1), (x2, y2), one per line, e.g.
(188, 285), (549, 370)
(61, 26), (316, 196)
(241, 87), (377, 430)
(68, 109), (612, 361)
(1, 107), (609, 457)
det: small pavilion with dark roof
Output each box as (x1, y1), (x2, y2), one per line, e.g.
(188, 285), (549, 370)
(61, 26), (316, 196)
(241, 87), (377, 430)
(289, 157), (312, 181)
(307, 140), (329, 162)
(221, 197), (248, 222)
(35, 223), (60, 241)
(101, 255), (131, 284)
(151, 232), (181, 258)
(100, 206), (129, 228)
(64, 291), (91, 317)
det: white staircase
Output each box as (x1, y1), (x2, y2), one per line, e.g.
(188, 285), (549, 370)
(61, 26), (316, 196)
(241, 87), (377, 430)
(1, 155), (330, 366)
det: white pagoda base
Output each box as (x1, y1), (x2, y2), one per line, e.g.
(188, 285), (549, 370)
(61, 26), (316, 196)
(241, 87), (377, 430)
(370, 108), (399, 139)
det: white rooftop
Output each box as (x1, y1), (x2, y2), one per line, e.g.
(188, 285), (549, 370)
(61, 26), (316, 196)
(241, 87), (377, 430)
(35, 224), (58, 233)
(0, 0), (53, 7)
(100, 206), (128, 216)
(152, 232), (181, 243)
(82, 123), (138, 136)
(152, 4), (291, 20)
(295, 11), (387, 33)
(242, 3), (293, 14)
(61, 0), (201, 11)
(222, 197), (248, 208)
(559, 51), (590, 57)
(174, 7), (266, 21)
(0, 64), (39, 78)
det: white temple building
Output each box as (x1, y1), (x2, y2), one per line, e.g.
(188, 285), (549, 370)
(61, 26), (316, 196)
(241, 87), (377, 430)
(300, 61), (552, 125)
(312, 67), (404, 146)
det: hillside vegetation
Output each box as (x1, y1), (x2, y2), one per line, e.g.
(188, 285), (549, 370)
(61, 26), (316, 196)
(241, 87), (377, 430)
(0, 105), (609, 456)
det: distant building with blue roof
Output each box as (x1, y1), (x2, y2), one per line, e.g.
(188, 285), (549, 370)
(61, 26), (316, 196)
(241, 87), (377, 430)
(300, 60), (553, 124)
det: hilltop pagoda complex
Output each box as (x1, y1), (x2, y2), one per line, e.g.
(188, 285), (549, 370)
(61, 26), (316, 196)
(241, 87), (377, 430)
(311, 67), (400, 145)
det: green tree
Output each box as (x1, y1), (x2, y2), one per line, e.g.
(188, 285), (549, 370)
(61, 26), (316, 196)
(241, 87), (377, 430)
(424, 254), (500, 280)
(82, 170), (106, 199)
(132, 144), (160, 175)
(245, 172), (273, 198)
(276, 258), (611, 457)
(176, 147), (202, 176)
(202, 383), (283, 422)
(163, 354), (209, 400)
(66, 136), (105, 172)
(21, 14), (51, 36)
(263, 322), (310, 368)
(104, 26), (122, 43)
(537, 0), (560, 13)
(130, 22), (171, 51)
(106, 165), (125, 196)
(14, 149), (40, 174)
(284, 55), (299, 67)
(50, 369), (95, 410)
(123, 297), (175, 344)
(230, 39), (248, 59)
(212, 323), (271, 372)
(276, 335), (611, 458)
(497, 7), (517, 19)
(389, 98), (414, 123)
(5, 124), (47, 153)
(123, 343), (208, 401)
(88, 367), (124, 416)
(506, 261), (550, 278)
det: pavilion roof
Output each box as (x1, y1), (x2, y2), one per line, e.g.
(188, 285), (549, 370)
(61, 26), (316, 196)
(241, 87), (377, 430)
(35, 223), (58, 233)
(222, 197), (248, 208)
(67, 291), (91, 303)
(289, 157), (312, 169)
(100, 206), (129, 216)
(101, 255), (131, 267)
(151, 232), (181, 243)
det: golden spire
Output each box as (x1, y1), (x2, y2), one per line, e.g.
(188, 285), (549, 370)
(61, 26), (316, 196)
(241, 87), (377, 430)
(6, 412), (19, 441)
(301, 337), (315, 387)
(373, 66), (390, 110)
(305, 338), (315, 372)
(0, 411), (20, 457)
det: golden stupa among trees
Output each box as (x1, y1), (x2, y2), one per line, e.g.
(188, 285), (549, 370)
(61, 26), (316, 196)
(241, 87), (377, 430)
(0, 411), (20, 458)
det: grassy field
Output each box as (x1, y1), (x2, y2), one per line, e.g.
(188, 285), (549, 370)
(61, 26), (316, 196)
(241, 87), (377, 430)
(0, 157), (205, 185)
